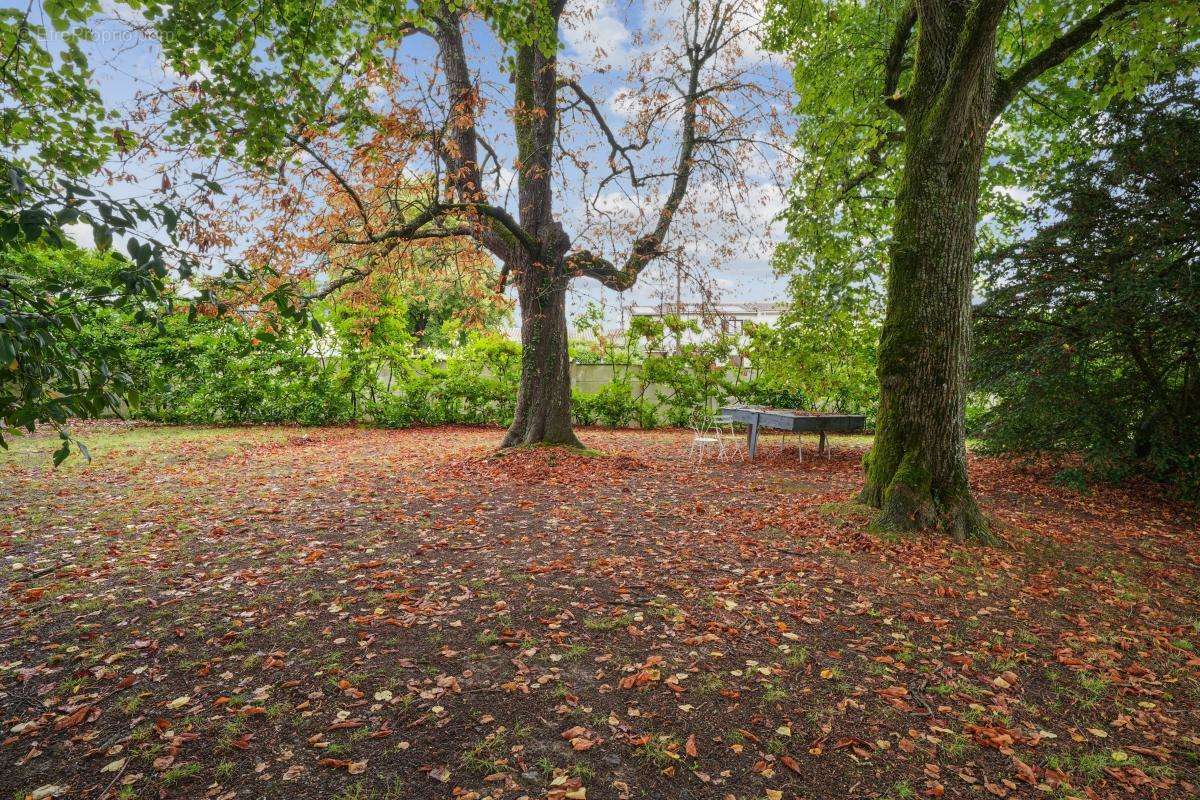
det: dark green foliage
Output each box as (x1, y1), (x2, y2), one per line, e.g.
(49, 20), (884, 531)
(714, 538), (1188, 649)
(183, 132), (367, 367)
(0, 246), (134, 458)
(371, 334), (521, 428)
(571, 381), (646, 429)
(123, 317), (522, 429)
(124, 316), (357, 426)
(973, 75), (1200, 498)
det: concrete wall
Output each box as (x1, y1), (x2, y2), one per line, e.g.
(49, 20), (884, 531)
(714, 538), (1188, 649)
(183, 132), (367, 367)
(571, 362), (749, 411)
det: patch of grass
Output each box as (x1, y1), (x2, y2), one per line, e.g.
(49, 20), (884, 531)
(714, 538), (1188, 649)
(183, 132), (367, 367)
(760, 679), (789, 704)
(775, 580), (803, 596)
(939, 730), (976, 759)
(1075, 674), (1110, 708)
(652, 600), (685, 622)
(583, 613), (633, 631)
(533, 756), (557, 780)
(333, 779), (408, 800)
(783, 646), (809, 669)
(322, 741), (350, 757)
(160, 763), (201, 786)
(461, 730), (509, 775)
(634, 734), (680, 767)
(559, 643), (590, 661)
(1077, 750), (1140, 780)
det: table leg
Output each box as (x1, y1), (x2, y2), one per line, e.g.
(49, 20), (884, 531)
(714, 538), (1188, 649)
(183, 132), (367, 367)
(747, 421), (759, 459)
(819, 430), (828, 457)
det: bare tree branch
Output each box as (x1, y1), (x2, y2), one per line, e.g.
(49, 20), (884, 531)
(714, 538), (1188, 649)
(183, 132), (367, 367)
(559, 78), (648, 185)
(570, 0), (730, 291)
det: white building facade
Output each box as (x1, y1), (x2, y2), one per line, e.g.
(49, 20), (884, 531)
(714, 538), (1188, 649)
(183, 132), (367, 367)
(628, 301), (787, 349)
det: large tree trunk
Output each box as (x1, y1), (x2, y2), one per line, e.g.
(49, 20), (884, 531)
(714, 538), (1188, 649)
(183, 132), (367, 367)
(860, 133), (990, 541)
(859, 8), (1000, 543)
(499, 30), (580, 449)
(502, 262), (581, 448)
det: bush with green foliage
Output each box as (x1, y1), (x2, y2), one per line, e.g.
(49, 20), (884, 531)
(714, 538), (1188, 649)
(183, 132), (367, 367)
(0, 245), (143, 460)
(572, 380), (645, 429)
(741, 279), (879, 421)
(7, 247), (880, 437)
(973, 75), (1200, 499)
(125, 316), (356, 426)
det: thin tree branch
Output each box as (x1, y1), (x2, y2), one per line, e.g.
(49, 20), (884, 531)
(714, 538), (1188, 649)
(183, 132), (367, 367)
(839, 130), (905, 196)
(884, 2), (917, 115)
(559, 78), (648, 185)
(284, 133), (375, 239)
(569, 0), (725, 291)
(991, 0), (1147, 118)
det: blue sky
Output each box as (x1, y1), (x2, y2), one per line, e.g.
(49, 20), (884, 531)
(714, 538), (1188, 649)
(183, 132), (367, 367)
(11, 0), (796, 329)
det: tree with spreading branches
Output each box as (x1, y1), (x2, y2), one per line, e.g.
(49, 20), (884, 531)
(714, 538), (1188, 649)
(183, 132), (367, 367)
(765, 0), (1197, 541)
(143, 0), (790, 447)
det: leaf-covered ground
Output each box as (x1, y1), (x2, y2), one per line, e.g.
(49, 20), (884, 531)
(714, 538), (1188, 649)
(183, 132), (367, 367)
(2, 423), (1198, 800)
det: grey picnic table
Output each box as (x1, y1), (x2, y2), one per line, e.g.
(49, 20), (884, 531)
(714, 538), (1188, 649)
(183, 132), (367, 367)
(719, 406), (867, 460)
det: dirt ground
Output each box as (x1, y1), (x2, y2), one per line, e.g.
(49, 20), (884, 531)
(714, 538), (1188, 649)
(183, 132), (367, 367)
(1, 423), (1197, 800)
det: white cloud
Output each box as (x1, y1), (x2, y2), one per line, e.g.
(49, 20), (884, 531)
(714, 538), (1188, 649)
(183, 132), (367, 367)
(562, 1), (631, 67)
(996, 185), (1033, 204)
(607, 86), (639, 118)
(65, 221), (96, 250)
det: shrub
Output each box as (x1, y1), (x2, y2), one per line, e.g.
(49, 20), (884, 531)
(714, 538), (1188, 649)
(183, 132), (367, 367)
(571, 381), (639, 428)
(973, 76), (1200, 499)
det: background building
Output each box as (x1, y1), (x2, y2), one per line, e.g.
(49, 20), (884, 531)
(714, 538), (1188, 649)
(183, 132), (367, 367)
(628, 301), (787, 350)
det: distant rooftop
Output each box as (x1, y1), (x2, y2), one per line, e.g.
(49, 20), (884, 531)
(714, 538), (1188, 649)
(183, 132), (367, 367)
(629, 301), (787, 316)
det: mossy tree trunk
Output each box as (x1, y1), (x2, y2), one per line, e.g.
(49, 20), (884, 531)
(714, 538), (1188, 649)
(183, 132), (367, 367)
(860, 0), (1009, 543)
(503, 260), (580, 448)
(498, 35), (582, 448)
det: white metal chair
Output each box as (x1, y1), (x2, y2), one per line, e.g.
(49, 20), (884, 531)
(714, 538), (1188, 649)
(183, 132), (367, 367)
(688, 413), (727, 463)
(712, 412), (737, 440)
(779, 428), (803, 461)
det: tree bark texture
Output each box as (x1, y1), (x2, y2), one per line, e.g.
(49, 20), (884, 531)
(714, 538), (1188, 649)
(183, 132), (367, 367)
(860, 1), (1006, 542)
(502, 263), (580, 447)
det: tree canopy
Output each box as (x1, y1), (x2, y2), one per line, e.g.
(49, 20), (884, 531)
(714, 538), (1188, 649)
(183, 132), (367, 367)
(143, 0), (791, 446)
(764, 0), (1199, 295)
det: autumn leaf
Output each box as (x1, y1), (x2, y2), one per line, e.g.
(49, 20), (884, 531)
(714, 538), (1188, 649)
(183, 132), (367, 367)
(53, 705), (94, 731)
